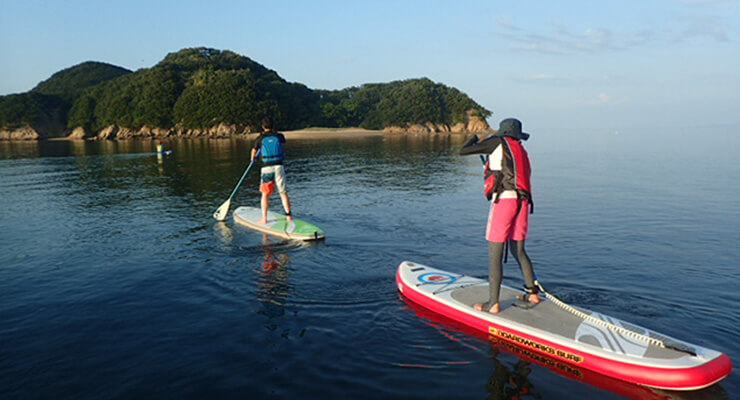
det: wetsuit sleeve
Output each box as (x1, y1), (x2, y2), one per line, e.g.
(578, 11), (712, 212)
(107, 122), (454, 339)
(278, 133), (286, 143)
(253, 135), (263, 150)
(459, 135), (501, 156)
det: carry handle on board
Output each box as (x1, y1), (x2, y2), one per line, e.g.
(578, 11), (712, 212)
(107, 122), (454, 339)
(213, 149), (261, 221)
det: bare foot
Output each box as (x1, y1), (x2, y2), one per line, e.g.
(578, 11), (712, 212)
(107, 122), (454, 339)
(474, 302), (500, 314)
(257, 219), (268, 224)
(286, 216), (293, 222)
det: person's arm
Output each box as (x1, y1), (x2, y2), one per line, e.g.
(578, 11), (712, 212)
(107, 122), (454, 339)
(251, 136), (262, 162)
(459, 135), (501, 156)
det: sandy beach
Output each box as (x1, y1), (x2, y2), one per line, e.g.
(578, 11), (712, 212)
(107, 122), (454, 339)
(279, 127), (478, 140)
(279, 127), (386, 139)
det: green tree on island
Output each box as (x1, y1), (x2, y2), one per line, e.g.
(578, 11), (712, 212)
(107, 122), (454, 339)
(1, 47), (491, 138)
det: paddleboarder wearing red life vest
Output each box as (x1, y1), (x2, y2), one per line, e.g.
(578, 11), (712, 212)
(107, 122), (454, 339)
(460, 118), (540, 314)
(251, 117), (292, 224)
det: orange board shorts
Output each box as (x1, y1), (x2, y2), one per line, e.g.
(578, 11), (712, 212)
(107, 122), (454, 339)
(260, 181), (275, 195)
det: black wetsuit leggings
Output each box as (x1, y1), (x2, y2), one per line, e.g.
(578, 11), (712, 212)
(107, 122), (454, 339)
(488, 240), (536, 305)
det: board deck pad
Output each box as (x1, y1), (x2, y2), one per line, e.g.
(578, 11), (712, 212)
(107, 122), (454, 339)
(396, 261), (732, 390)
(449, 284), (683, 359)
(233, 206), (324, 241)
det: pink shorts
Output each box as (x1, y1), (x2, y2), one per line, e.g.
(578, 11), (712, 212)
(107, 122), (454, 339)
(485, 198), (530, 243)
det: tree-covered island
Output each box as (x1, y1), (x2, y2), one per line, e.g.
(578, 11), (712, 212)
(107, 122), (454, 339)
(0, 47), (492, 140)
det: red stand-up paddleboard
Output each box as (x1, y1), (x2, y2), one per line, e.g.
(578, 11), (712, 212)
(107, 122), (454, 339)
(396, 261), (732, 391)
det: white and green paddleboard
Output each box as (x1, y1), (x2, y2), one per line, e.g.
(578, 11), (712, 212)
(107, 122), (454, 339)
(233, 206), (325, 241)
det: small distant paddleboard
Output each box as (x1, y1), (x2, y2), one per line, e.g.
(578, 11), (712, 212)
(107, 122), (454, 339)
(233, 206), (324, 241)
(396, 261), (731, 390)
(156, 150), (173, 155)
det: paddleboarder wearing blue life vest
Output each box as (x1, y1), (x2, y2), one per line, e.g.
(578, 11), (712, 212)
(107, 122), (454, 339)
(459, 118), (540, 314)
(250, 117), (292, 224)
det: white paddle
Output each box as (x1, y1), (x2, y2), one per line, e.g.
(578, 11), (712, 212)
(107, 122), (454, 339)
(213, 150), (260, 221)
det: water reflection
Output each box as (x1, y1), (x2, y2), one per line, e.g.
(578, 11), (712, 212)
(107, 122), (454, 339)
(0, 140), (40, 159)
(286, 135), (469, 194)
(213, 221), (234, 248)
(486, 349), (537, 400)
(255, 234), (291, 320)
(1, 137), (472, 215)
(156, 152), (165, 173)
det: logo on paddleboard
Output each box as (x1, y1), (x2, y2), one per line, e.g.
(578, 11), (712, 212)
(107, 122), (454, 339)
(575, 312), (649, 357)
(418, 272), (458, 284)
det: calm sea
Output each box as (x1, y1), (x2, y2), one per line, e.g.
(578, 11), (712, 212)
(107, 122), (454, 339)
(0, 129), (738, 399)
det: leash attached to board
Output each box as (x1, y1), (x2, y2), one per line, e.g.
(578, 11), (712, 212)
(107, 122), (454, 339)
(532, 280), (696, 355)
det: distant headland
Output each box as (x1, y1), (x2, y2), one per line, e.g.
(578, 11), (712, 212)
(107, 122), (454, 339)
(0, 47), (492, 140)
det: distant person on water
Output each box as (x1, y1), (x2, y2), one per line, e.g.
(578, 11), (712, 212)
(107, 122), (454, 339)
(459, 118), (540, 314)
(251, 117), (292, 224)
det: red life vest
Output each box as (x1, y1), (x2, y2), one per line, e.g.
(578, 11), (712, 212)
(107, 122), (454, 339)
(483, 137), (533, 211)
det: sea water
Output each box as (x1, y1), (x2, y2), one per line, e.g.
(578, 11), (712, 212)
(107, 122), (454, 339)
(0, 129), (738, 399)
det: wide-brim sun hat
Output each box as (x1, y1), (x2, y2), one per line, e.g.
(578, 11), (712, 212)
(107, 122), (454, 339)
(497, 118), (530, 141)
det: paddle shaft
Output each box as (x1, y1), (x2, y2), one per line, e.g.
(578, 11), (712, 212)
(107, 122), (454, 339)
(227, 150), (261, 201)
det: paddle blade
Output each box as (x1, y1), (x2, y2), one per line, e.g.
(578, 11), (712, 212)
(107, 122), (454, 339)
(213, 199), (231, 221)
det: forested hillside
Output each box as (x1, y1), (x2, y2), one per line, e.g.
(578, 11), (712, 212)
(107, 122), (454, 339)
(0, 47), (491, 139)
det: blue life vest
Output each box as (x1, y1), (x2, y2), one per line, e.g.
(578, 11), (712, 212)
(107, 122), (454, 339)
(261, 134), (284, 163)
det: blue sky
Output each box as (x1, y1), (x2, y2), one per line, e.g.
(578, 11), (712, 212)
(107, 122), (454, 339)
(1, 0), (738, 134)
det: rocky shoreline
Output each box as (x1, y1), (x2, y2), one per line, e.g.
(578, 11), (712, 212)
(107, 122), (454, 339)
(0, 111), (492, 140)
(382, 116), (490, 134)
(0, 123), (256, 141)
(1, 121), (492, 141)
